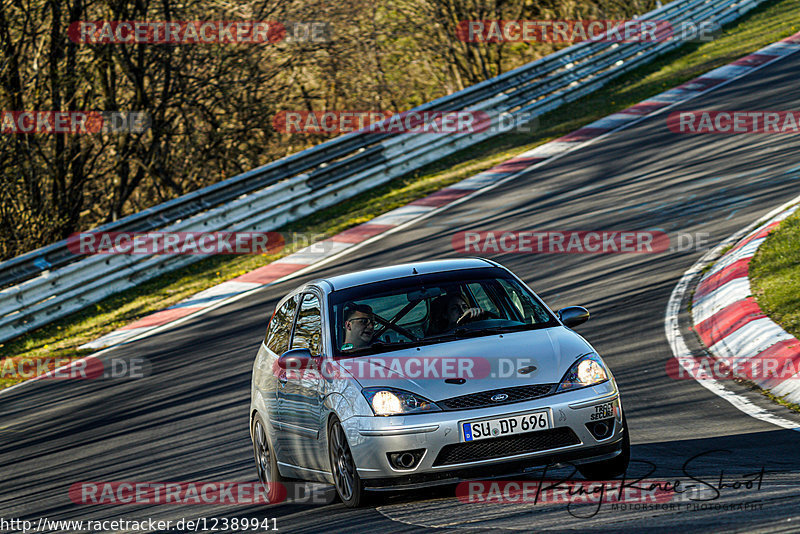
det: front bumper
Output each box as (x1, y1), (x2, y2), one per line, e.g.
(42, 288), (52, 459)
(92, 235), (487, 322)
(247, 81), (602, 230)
(343, 380), (623, 485)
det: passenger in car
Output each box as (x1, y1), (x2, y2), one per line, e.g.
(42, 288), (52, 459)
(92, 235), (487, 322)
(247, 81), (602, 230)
(342, 302), (375, 350)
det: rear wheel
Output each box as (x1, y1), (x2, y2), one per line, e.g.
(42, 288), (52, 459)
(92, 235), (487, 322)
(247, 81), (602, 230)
(578, 413), (630, 480)
(328, 417), (367, 507)
(252, 413), (285, 503)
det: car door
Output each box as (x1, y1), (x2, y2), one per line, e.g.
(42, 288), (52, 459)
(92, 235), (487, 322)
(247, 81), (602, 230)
(278, 291), (325, 469)
(263, 294), (298, 464)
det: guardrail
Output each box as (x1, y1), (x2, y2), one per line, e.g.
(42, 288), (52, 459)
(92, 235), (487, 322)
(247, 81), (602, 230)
(0, 0), (767, 344)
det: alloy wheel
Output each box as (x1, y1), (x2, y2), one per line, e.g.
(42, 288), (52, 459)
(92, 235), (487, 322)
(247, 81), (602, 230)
(330, 422), (355, 501)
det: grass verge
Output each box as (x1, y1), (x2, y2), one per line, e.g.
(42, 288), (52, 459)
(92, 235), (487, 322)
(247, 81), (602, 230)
(750, 208), (800, 340)
(3, 0), (799, 389)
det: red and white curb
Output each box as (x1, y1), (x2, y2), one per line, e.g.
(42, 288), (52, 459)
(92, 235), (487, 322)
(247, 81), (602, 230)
(81, 30), (800, 352)
(666, 192), (800, 432)
(692, 204), (800, 403)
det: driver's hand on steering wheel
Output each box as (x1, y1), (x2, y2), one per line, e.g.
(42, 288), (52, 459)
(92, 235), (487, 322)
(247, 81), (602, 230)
(456, 307), (484, 325)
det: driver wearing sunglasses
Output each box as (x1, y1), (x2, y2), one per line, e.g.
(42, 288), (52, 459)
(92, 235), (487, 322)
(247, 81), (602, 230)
(342, 303), (375, 350)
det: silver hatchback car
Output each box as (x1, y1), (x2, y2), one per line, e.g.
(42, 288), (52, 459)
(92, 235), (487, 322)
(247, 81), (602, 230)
(250, 258), (629, 507)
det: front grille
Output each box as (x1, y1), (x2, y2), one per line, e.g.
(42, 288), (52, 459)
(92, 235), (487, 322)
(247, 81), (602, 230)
(433, 427), (580, 466)
(437, 384), (557, 411)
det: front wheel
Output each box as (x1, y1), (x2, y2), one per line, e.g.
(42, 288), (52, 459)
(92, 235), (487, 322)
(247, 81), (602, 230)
(328, 417), (367, 507)
(578, 413), (631, 480)
(252, 413), (286, 503)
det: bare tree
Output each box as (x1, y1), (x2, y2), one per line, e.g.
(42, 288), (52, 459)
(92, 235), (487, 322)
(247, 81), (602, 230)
(0, 0), (657, 260)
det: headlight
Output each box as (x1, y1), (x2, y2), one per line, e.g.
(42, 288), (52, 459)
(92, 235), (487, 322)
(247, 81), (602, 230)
(362, 387), (441, 416)
(556, 353), (610, 392)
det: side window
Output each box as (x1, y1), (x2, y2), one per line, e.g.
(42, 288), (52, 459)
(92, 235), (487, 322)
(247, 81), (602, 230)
(265, 296), (297, 355)
(291, 294), (323, 356)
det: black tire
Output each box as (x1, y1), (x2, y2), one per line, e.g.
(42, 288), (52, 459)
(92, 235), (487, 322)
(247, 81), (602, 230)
(328, 417), (367, 507)
(578, 413), (631, 480)
(252, 413), (286, 503)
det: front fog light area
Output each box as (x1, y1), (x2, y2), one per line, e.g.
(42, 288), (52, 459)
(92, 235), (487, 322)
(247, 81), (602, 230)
(387, 449), (425, 470)
(585, 418), (614, 440)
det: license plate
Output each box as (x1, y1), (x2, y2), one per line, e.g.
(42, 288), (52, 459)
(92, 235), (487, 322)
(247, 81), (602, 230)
(462, 411), (550, 442)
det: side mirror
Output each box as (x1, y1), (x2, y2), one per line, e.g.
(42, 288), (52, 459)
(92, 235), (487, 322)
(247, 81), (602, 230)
(278, 348), (314, 370)
(557, 306), (590, 328)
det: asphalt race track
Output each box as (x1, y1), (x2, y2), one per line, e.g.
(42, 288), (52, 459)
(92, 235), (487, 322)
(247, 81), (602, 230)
(4, 52), (800, 534)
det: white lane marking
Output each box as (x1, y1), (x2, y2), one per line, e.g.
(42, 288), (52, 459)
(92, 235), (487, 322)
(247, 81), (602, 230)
(761, 42), (800, 56)
(170, 280), (262, 307)
(80, 326), (153, 350)
(368, 205), (436, 226)
(585, 114), (640, 129)
(706, 64), (756, 79)
(456, 172), (506, 190)
(665, 193), (800, 432)
(519, 141), (575, 158)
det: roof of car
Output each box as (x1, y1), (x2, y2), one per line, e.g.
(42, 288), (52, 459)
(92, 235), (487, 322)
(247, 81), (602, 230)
(312, 258), (499, 291)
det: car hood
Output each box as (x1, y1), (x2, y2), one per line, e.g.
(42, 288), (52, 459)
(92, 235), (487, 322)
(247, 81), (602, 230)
(340, 326), (595, 401)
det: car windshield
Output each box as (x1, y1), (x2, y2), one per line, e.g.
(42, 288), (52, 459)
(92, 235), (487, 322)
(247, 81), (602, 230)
(330, 267), (557, 357)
